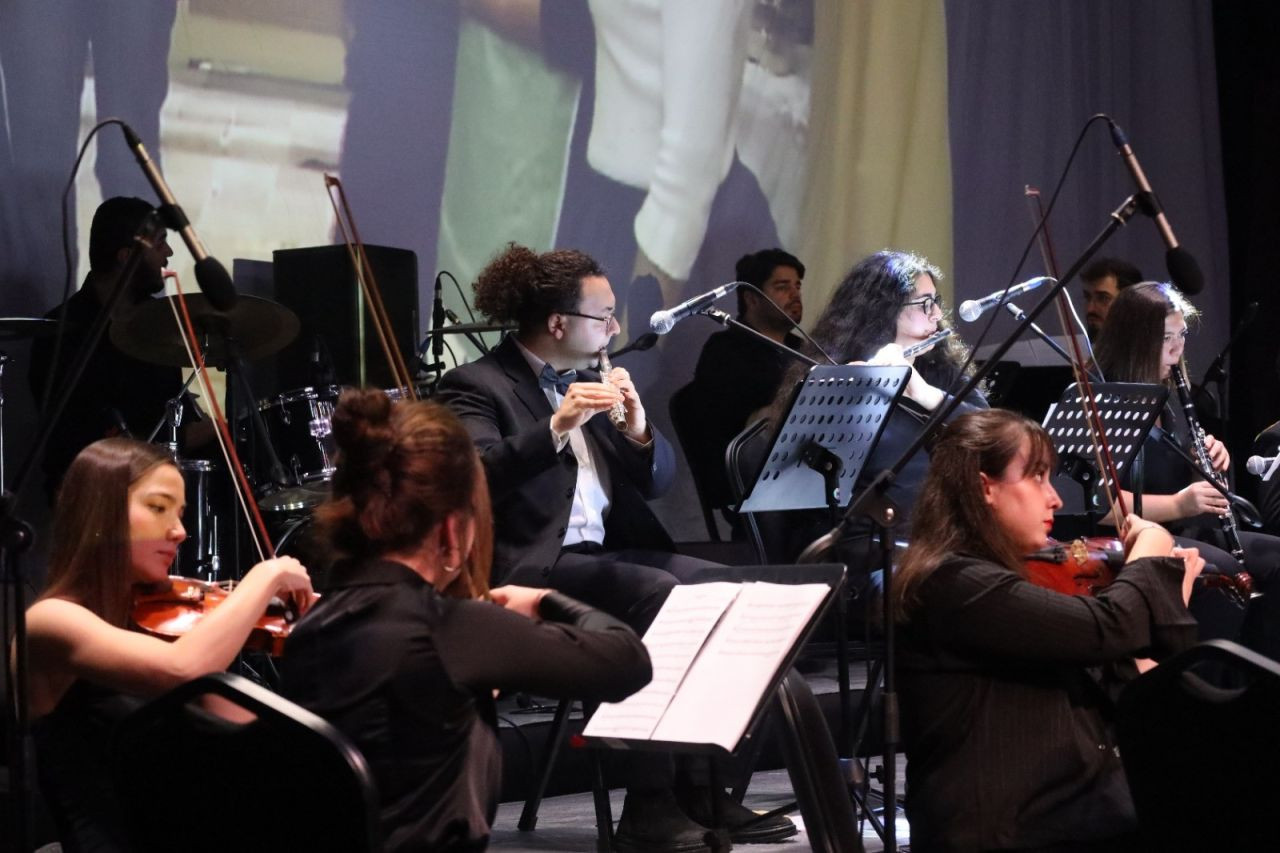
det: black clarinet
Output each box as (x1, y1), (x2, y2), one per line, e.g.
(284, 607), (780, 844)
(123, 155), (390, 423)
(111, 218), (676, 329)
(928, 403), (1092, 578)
(1170, 363), (1247, 565)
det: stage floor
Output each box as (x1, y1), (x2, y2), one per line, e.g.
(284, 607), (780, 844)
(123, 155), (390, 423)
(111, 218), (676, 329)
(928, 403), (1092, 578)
(488, 655), (909, 851)
(489, 768), (910, 851)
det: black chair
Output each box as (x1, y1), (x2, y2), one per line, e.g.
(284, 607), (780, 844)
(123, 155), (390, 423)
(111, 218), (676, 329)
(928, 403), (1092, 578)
(1117, 639), (1280, 851)
(669, 381), (726, 541)
(725, 417), (806, 564)
(110, 672), (380, 853)
(773, 670), (864, 853)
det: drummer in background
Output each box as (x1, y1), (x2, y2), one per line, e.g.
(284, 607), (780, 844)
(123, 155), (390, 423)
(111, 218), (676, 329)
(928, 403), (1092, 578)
(28, 196), (207, 503)
(19, 437), (313, 852)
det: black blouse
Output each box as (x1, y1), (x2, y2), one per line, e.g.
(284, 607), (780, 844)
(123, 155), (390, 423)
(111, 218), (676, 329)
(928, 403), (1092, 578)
(897, 552), (1197, 852)
(281, 558), (651, 852)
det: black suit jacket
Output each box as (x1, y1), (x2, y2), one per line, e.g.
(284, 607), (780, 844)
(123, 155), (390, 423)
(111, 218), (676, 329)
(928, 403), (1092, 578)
(436, 336), (676, 583)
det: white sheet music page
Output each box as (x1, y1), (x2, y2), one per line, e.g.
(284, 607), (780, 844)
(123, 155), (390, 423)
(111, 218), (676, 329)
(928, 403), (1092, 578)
(651, 582), (828, 751)
(583, 582), (741, 740)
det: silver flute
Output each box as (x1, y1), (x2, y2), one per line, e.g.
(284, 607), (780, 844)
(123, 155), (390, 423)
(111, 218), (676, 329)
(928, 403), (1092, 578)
(1169, 363), (1247, 566)
(598, 347), (628, 430)
(903, 327), (954, 358)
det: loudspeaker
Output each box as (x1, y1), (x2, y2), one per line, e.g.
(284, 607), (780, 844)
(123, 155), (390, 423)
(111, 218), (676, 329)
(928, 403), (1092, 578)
(272, 244), (418, 391)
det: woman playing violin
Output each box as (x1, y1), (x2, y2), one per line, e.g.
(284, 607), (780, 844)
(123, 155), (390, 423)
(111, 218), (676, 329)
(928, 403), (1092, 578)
(280, 389), (651, 853)
(19, 437), (314, 852)
(894, 409), (1202, 852)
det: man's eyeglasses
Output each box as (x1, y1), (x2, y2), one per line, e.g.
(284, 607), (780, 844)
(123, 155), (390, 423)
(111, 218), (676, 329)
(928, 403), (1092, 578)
(562, 310), (619, 328)
(1163, 329), (1189, 343)
(904, 294), (945, 315)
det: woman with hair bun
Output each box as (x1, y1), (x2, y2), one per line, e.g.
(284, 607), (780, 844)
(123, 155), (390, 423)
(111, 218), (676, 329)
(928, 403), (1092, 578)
(281, 388), (652, 853)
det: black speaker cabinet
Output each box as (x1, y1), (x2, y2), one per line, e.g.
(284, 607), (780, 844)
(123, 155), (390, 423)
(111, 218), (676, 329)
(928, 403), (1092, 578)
(272, 244), (418, 391)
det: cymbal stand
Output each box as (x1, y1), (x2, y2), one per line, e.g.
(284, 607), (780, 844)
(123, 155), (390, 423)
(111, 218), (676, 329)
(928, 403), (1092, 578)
(0, 352), (8, 491)
(145, 369), (199, 453)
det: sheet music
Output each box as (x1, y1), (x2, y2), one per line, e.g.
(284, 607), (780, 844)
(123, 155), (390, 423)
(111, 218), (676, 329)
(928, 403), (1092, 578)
(583, 583), (741, 740)
(652, 582), (828, 750)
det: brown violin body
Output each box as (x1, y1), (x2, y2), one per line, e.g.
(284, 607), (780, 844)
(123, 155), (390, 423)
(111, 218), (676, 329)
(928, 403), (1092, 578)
(1024, 537), (1124, 596)
(132, 577), (294, 656)
(1025, 538), (1253, 607)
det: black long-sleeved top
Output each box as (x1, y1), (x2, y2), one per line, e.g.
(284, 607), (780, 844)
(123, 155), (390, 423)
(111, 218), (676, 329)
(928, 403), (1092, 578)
(897, 552), (1197, 852)
(690, 326), (807, 506)
(281, 558), (651, 852)
(28, 284), (184, 501)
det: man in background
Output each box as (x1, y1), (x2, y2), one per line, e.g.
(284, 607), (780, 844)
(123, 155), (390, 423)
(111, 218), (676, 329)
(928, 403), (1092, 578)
(685, 248), (806, 515)
(1081, 256), (1143, 339)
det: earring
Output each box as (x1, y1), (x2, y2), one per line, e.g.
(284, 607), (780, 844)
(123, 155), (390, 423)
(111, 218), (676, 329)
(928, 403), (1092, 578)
(443, 564), (459, 574)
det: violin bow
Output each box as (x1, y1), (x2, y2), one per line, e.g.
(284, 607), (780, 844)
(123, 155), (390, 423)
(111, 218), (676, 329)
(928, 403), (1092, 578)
(1024, 186), (1129, 531)
(324, 174), (418, 399)
(163, 270), (275, 562)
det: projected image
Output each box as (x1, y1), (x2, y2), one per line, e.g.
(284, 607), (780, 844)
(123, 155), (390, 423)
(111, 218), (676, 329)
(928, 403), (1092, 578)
(1, 0), (815, 336)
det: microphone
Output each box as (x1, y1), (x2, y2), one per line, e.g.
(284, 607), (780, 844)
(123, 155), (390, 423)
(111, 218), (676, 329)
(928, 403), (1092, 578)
(432, 271), (446, 363)
(958, 276), (1055, 322)
(1246, 455), (1280, 481)
(120, 123), (236, 311)
(649, 281), (741, 334)
(1107, 119), (1205, 295)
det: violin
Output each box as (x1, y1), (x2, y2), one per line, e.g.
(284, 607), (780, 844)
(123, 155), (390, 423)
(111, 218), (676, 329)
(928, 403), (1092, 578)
(1025, 537), (1254, 606)
(132, 577), (297, 657)
(1024, 537), (1124, 597)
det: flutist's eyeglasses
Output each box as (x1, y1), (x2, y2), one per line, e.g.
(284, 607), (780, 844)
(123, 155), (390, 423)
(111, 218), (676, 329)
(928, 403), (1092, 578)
(562, 310), (619, 329)
(904, 294), (944, 315)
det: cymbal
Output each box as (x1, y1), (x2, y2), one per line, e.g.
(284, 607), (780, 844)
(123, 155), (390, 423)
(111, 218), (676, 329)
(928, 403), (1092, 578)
(0, 317), (58, 341)
(110, 294), (300, 368)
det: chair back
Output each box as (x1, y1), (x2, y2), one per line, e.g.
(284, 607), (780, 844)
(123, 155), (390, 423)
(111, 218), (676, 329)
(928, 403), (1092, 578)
(110, 672), (380, 853)
(726, 418), (797, 563)
(669, 381), (725, 541)
(1117, 639), (1280, 850)
(774, 670), (864, 852)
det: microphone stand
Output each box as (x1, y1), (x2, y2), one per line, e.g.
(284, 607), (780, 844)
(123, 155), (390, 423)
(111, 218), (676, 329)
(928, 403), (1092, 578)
(1196, 301), (1257, 422)
(795, 193), (1143, 852)
(999, 301), (1101, 377)
(696, 308), (818, 367)
(1, 217), (162, 853)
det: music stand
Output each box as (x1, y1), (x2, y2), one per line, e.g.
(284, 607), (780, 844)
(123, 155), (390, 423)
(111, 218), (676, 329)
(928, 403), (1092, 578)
(739, 365), (911, 518)
(1041, 382), (1168, 528)
(733, 364), (908, 842)
(579, 564), (855, 851)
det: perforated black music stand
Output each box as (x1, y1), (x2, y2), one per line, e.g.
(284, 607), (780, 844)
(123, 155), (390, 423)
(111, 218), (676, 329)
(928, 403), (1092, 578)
(1041, 381), (1168, 527)
(739, 365), (912, 518)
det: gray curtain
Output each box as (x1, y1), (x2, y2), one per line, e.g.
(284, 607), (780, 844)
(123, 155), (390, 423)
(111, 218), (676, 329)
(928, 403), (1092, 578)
(945, 0), (1228, 370)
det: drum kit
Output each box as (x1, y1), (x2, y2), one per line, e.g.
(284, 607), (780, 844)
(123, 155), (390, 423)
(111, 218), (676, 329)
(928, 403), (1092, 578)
(2, 294), (512, 583)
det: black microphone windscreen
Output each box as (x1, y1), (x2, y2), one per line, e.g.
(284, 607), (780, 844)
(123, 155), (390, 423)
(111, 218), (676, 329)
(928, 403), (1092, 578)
(1166, 246), (1204, 296)
(194, 256), (238, 311)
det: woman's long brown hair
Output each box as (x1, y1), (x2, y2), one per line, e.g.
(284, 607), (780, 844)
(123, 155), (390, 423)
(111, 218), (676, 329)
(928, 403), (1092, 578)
(315, 388), (492, 599)
(40, 439), (177, 627)
(893, 409), (1057, 621)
